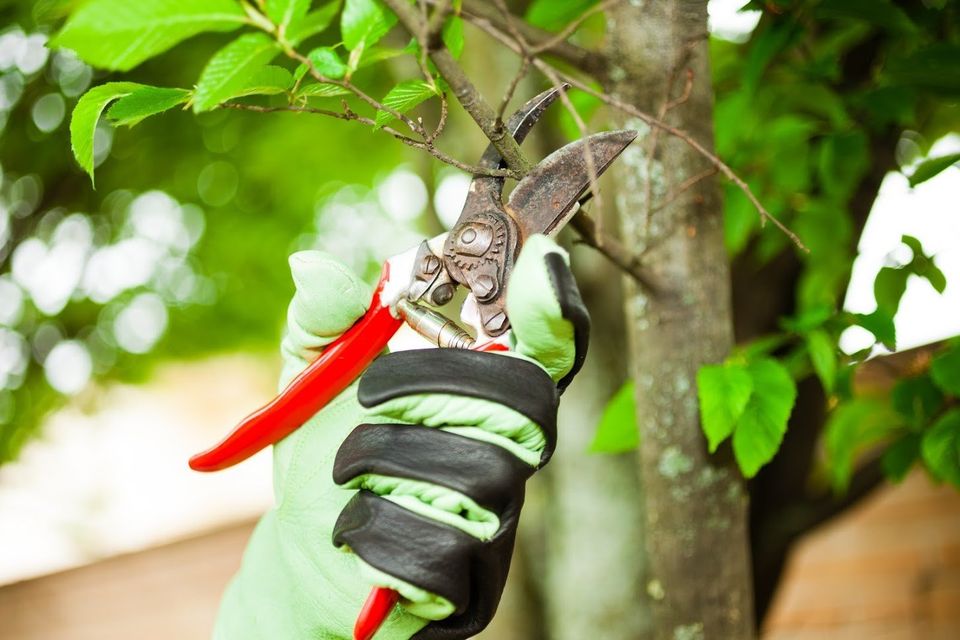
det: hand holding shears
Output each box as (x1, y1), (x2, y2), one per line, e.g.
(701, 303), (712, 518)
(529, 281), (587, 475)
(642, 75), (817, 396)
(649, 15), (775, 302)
(196, 87), (636, 640)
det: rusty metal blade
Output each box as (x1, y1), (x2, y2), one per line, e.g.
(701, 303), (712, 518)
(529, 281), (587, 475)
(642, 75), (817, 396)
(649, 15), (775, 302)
(475, 84), (569, 172)
(456, 85), (569, 223)
(506, 129), (637, 239)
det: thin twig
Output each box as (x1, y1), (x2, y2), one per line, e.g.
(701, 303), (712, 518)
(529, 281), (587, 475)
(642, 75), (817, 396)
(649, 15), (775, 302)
(490, 0), (532, 124)
(425, 0), (453, 41)
(452, 0), (605, 73)
(489, 0), (607, 245)
(467, 15), (809, 252)
(651, 167), (718, 213)
(427, 94), (449, 144)
(221, 102), (516, 177)
(540, 68), (605, 241)
(571, 213), (657, 292)
(496, 56), (531, 123)
(529, 0), (624, 55)
(644, 57), (694, 236)
(283, 49), (424, 136)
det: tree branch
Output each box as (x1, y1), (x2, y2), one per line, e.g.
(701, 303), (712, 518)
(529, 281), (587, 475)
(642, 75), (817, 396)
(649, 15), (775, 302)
(570, 213), (659, 292)
(383, 0), (533, 174)
(529, 0), (624, 57)
(220, 102), (516, 177)
(457, 0), (606, 75)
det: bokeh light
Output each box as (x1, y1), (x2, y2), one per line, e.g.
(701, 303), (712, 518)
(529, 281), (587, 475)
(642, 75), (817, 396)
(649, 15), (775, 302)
(433, 170), (470, 229)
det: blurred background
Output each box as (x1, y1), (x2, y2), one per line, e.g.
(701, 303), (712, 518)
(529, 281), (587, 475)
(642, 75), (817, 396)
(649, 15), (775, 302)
(0, 0), (958, 638)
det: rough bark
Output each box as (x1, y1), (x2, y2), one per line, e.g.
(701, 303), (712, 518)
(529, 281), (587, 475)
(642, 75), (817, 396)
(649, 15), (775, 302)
(605, 2), (755, 638)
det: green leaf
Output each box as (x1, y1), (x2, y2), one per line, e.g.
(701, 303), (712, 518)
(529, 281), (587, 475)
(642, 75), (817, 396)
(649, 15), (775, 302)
(70, 82), (145, 183)
(697, 363), (753, 453)
(891, 375), (943, 428)
(52, 0), (247, 72)
(375, 80), (438, 127)
(557, 89), (602, 141)
(732, 358), (797, 477)
(107, 86), (191, 127)
(297, 83), (351, 98)
(853, 310), (896, 351)
(780, 305), (832, 333)
(873, 266), (909, 316)
(825, 398), (901, 492)
(442, 15), (464, 58)
(882, 433), (921, 483)
(525, 0), (598, 31)
(288, 1), (342, 45)
(305, 47), (348, 79)
(853, 86), (916, 127)
(736, 334), (789, 360)
(886, 44), (960, 97)
(921, 409), (960, 487)
(589, 381), (639, 454)
(266, 0), (310, 33)
(806, 330), (837, 392)
(931, 345), (960, 396)
(358, 46), (410, 68)
(902, 235), (947, 294)
(743, 19), (798, 93)
(341, 0), (397, 51)
(193, 33), (281, 112)
(230, 66), (294, 98)
(817, 131), (868, 199)
(909, 153), (960, 187)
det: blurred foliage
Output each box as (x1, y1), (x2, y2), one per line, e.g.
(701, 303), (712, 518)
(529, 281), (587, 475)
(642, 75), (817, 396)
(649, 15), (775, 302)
(703, 0), (960, 487)
(0, 0), (445, 463)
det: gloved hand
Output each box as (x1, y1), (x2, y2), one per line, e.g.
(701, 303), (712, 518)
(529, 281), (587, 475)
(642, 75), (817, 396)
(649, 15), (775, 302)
(213, 234), (589, 640)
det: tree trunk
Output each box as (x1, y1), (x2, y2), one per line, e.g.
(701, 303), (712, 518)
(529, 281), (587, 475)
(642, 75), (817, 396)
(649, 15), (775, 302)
(604, 2), (755, 638)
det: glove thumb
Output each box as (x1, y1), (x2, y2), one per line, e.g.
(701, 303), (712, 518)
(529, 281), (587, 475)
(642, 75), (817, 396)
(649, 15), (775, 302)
(505, 234), (589, 390)
(280, 250), (371, 386)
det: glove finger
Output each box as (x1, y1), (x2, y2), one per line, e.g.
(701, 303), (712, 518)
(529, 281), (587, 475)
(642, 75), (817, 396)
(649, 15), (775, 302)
(280, 250), (371, 381)
(358, 349), (558, 465)
(504, 234), (589, 391)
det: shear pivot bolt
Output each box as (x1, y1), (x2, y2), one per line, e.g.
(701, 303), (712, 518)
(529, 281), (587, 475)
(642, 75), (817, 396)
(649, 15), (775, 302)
(460, 228), (477, 244)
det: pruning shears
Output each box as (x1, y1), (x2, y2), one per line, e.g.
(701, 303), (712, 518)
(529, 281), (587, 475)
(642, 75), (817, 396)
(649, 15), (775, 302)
(189, 86), (636, 640)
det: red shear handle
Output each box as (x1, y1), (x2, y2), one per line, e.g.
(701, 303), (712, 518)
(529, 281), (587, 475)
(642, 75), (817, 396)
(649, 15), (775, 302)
(189, 269), (402, 472)
(354, 587), (400, 640)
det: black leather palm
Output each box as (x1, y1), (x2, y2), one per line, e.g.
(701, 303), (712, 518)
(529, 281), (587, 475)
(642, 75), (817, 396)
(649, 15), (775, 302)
(332, 252), (589, 640)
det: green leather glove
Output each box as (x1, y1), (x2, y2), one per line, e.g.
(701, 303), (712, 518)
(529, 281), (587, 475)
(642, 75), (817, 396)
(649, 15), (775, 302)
(213, 234), (589, 640)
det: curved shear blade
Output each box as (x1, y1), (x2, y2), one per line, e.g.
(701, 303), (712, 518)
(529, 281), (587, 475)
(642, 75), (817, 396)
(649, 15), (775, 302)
(457, 84), (569, 223)
(506, 129), (638, 239)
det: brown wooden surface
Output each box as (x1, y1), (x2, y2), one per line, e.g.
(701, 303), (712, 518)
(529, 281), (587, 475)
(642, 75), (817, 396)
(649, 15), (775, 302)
(0, 522), (253, 640)
(764, 471), (960, 640)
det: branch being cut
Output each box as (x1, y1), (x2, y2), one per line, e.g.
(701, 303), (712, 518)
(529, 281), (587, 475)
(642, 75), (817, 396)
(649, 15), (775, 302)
(571, 213), (658, 292)
(386, 0), (654, 289)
